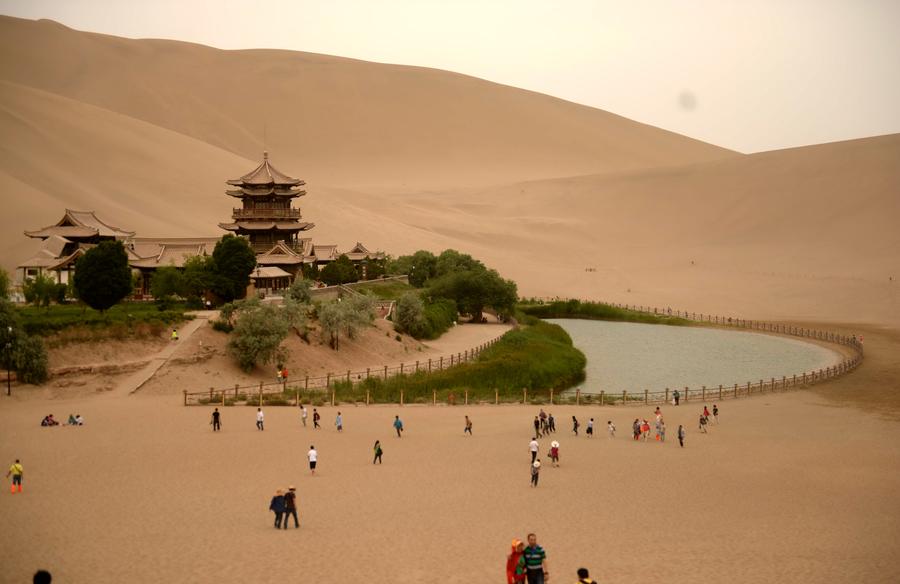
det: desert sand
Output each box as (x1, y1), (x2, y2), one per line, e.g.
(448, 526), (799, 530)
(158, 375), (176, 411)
(1, 15), (900, 584)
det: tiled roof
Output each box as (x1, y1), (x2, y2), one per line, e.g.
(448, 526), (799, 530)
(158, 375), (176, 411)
(226, 152), (304, 187)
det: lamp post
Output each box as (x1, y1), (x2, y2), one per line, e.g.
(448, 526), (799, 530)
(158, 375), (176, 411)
(5, 325), (12, 397)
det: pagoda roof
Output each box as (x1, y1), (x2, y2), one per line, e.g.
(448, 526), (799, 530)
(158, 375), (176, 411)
(218, 221), (314, 232)
(127, 237), (220, 269)
(25, 209), (134, 239)
(344, 242), (385, 261)
(256, 241), (304, 265)
(225, 186), (307, 198)
(226, 152), (304, 187)
(313, 245), (339, 262)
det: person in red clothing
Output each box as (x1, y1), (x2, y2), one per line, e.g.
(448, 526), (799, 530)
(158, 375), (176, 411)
(506, 539), (527, 583)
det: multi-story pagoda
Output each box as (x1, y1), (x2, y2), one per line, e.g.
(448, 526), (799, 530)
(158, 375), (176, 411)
(218, 152), (314, 253)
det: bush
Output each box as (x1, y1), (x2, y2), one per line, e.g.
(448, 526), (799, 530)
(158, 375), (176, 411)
(14, 336), (49, 384)
(320, 255), (359, 286)
(211, 235), (257, 302)
(286, 278), (314, 304)
(0, 268), (9, 300)
(211, 319), (233, 333)
(73, 241), (133, 311)
(395, 292), (425, 337)
(519, 300), (690, 326)
(227, 303), (290, 372)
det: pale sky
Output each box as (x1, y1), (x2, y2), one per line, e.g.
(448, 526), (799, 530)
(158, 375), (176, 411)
(2, 0), (899, 153)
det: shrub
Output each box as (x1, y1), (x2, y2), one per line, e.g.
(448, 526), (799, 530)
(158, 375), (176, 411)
(211, 319), (233, 333)
(519, 300), (690, 326)
(286, 278), (314, 304)
(14, 336), (49, 384)
(211, 235), (257, 302)
(320, 254), (359, 286)
(227, 304), (290, 372)
(73, 241), (133, 311)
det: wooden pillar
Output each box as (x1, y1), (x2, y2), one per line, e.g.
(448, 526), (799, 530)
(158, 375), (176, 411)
(684, 387), (689, 402)
(258, 381), (263, 407)
(400, 363), (404, 375)
(326, 373), (331, 387)
(702, 386), (706, 401)
(576, 389), (581, 405)
(346, 369), (351, 383)
(366, 367), (370, 379)
(523, 388), (527, 404)
(304, 376), (309, 390)
(222, 391), (226, 406)
(400, 389), (404, 406)
(428, 359), (432, 373)
(495, 388), (499, 405)
(600, 390), (604, 406)
(734, 383), (738, 398)
(366, 389), (370, 405)
(439, 357), (444, 370)
(644, 389), (648, 404)
(384, 365), (388, 379)
(209, 387), (214, 401)
(465, 389), (469, 405)
(718, 384), (723, 399)
(433, 389), (436, 405)
(183, 390), (187, 406)
(415, 360), (419, 373)
(549, 389), (554, 405)
(622, 390), (627, 404)
(331, 388), (335, 406)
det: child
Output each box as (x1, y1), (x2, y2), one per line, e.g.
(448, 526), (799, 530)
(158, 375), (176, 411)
(256, 408), (264, 431)
(607, 420), (616, 438)
(549, 441), (560, 467)
(269, 489), (285, 528)
(713, 404), (719, 424)
(335, 412), (343, 432)
(464, 415), (473, 436)
(587, 418), (594, 437)
(301, 405), (308, 427)
(703, 405), (711, 423)
(531, 461), (541, 487)
(678, 424), (686, 447)
(373, 440), (383, 464)
(632, 419), (641, 441)
(641, 419), (651, 441)
(659, 422), (666, 442)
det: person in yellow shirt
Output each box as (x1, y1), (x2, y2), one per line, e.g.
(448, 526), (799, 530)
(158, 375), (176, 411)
(7, 458), (23, 493)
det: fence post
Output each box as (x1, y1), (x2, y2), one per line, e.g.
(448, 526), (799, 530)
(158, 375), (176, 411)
(366, 367), (370, 379)
(665, 388), (669, 403)
(366, 389), (370, 405)
(433, 389), (436, 405)
(258, 381), (263, 407)
(304, 376), (309, 390)
(400, 363), (404, 375)
(803, 372), (807, 385)
(416, 360), (419, 372)
(600, 390), (604, 405)
(210, 387), (214, 402)
(760, 379), (764, 393)
(347, 370), (351, 383)
(684, 387), (689, 403)
(183, 390), (187, 406)
(384, 365), (388, 379)
(331, 388), (335, 407)
(235, 384), (239, 400)
(576, 389), (581, 405)
(326, 373), (331, 387)
(495, 388), (499, 405)
(428, 359), (432, 373)
(550, 389), (554, 405)
(702, 386), (706, 401)
(770, 377), (775, 391)
(465, 389), (469, 405)
(440, 357), (444, 370)
(450, 355), (454, 366)
(222, 391), (226, 406)
(746, 381), (751, 394)
(523, 388), (527, 404)
(644, 389), (648, 404)
(400, 389), (404, 406)
(734, 383), (738, 398)
(623, 390), (627, 404)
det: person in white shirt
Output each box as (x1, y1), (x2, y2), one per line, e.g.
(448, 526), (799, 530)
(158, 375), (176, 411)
(300, 405), (308, 427)
(529, 438), (540, 464)
(307, 445), (318, 476)
(607, 420), (616, 438)
(256, 408), (264, 431)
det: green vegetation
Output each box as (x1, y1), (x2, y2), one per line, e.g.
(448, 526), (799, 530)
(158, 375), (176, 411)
(394, 292), (457, 340)
(17, 302), (191, 337)
(1, 300), (49, 384)
(519, 299), (690, 326)
(23, 275), (66, 309)
(325, 320), (585, 403)
(285, 278), (314, 304)
(211, 234), (257, 302)
(319, 254), (359, 286)
(317, 295), (376, 350)
(73, 241), (133, 312)
(227, 302), (290, 372)
(349, 279), (413, 300)
(0, 268), (10, 300)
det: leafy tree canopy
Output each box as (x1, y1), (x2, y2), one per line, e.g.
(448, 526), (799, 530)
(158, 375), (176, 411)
(211, 235), (256, 302)
(73, 241), (133, 312)
(426, 268), (517, 323)
(320, 255), (359, 286)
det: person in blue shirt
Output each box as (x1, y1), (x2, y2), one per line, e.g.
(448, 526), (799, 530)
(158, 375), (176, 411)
(393, 415), (404, 437)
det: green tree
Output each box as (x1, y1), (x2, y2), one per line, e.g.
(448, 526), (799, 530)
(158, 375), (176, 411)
(434, 249), (484, 278)
(211, 235), (256, 302)
(23, 274), (56, 309)
(14, 336), (49, 384)
(320, 255), (359, 286)
(426, 269), (517, 323)
(317, 301), (343, 350)
(0, 268), (10, 300)
(227, 303), (289, 372)
(0, 300), (21, 371)
(286, 278), (314, 304)
(73, 241), (133, 312)
(342, 294), (375, 339)
(181, 255), (216, 301)
(407, 250), (437, 287)
(395, 291), (426, 338)
(363, 257), (387, 280)
(150, 266), (184, 301)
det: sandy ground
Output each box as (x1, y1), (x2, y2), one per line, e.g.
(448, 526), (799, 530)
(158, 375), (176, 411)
(1, 376), (899, 584)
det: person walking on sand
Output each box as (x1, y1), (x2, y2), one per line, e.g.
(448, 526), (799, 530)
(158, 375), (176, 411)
(7, 459), (23, 494)
(256, 407), (264, 431)
(313, 408), (321, 429)
(699, 414), (708, 433)
(703, 405), (711, 423)
(632, 419), (641, 441)
(539, 409), (548, 435)
(576, 567), (598, 584)
(269, 489), (285, 528)
(641, 419), (651, 441)
(549, 440), (560, 467)
(523, 533), (549, 584)
(572, 416), (580, 436)
(607, 420), (616, 438)
(713, 404), (719, 424)
(548, 413), (556, 433)
(529, 438), (540, 463)
(673, 389), (680, 406)
(335, 412), (343, 432)
(659, 421), (667, 442)
(171, 329), (179, 341)
(373, 440), (383, 464)
(283, 486), (299, 529)
(587, 418), (594, 437)
(506, 539), (527, 584)
(301, 405), (308, 427)
(530, 461), (541, 487)
(393, 415), (404, 437)
(678, 424), (686, 447)
(533, 416), (541, 439)
(307, 445), (318, 476)
(211, 408), (221, 432)
(464, 415), (473, 436)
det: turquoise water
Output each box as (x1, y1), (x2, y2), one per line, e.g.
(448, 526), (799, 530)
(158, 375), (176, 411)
(547, 319), (842, 394)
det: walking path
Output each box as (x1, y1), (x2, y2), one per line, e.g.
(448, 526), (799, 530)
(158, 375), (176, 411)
(111, 311), (215, 396)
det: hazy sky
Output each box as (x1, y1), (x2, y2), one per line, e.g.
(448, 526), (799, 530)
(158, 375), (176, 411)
(2, 0), (898, 152)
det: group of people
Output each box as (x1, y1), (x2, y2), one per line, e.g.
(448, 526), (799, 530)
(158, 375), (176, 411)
(506, 533), (596, 584)
(533, 409), (556, 438)
(268, 486), (300, 529)
(39, 413), (83, 427)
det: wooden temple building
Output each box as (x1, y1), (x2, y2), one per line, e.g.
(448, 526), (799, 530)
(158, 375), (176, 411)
(17, 154), (384, 296)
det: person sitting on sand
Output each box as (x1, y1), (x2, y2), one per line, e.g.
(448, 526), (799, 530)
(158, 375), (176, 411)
(75, 414), (84, 426)
(506, 539), (527, 583)
(41, 414), (59, 427)
(171, 329), (179, 341)
(67, 414), (78, 425)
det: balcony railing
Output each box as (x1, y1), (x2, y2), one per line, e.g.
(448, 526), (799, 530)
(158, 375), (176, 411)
(232, 208), (301, 220)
